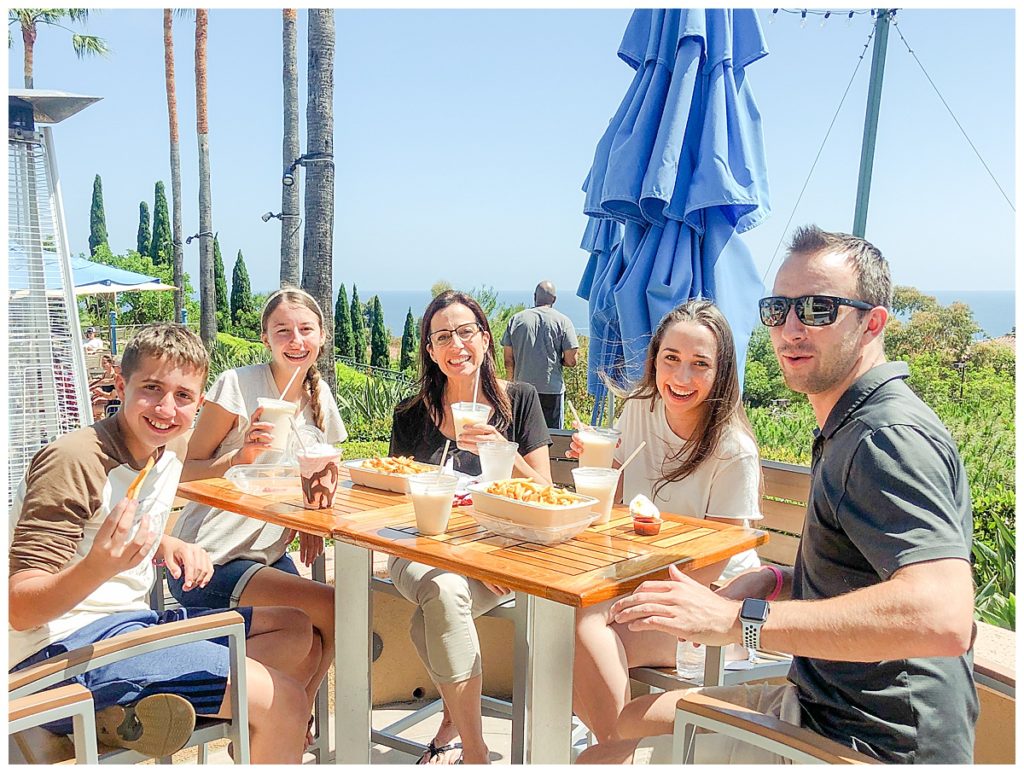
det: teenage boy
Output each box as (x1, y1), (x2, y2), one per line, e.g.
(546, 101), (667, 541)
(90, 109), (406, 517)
(577, 226), (976, 764)
(9, 324), (319, 763)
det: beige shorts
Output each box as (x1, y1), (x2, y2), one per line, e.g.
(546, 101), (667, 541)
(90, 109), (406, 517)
(631, 683), (802, 764)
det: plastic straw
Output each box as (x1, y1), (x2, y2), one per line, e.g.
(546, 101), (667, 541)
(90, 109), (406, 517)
(618, 441), (647, 473)
(471, 368), (480, 406)
(279, 365), (302, 400)
(567, 398), (583, 429)
(288, 417), (308, 454)
(436, 439), (451, 483)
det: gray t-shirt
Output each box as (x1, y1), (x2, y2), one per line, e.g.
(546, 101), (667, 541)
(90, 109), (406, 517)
(791, 362), (977, 764)
(500, 305), (578, 394)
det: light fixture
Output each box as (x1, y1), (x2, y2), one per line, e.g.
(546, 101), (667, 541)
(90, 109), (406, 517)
(282, 151), (334, 187)
(261, 211), (300, 222)
(185, 231), (214, 245)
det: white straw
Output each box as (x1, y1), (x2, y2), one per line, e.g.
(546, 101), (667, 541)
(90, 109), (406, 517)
(279, 365), (302, 400)
(618, 441), (647, 473)
(567, 399), (583, 429)
(288, 417), (308, 454)
(436, 439), (451, 483)
(471, 367), (480, 406)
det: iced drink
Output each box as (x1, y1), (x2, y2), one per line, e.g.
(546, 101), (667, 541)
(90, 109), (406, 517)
(298, 444), (342, 509)
(451, 402), (492, 451)
(571, 467), (620, 525)
(256, 397), (299, 451)
(577, 427), (620, 469)
(408, 472), (459, 535)
(478, 440), (518, 483)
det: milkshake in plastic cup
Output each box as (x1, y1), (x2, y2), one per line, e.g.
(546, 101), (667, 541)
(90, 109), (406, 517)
(571, 467), (620, 525)
(408, 472), (459, 535)
(478, 440), (518, 483)
(298, 444), (342, 509)
(451, 402), (492, 451)
(577, 427), (620, 469)
(256, 397), (299, 451)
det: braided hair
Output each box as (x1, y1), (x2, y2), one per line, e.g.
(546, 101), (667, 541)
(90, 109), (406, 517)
(260, 286), (327, 432)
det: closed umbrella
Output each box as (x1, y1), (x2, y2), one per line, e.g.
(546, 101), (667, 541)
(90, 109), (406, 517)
(578, 8), (770, 418)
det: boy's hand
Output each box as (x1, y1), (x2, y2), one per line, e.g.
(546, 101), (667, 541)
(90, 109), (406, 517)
(84, 498), (157, 579)
(235, 406), (276, 466)
(157, 535), (213, 592)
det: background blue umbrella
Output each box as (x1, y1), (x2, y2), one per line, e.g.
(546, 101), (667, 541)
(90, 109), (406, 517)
(578, 8), (770, 421)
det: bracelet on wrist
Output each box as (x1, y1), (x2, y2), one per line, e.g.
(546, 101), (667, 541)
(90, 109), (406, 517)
(763, 565), (784, 602)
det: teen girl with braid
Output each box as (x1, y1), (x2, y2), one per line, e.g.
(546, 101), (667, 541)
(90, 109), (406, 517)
(171, 288), (345, 741)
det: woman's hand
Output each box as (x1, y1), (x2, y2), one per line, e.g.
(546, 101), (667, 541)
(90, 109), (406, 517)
(234, 406), (276, 466)
(457, 422), (505, 455)
(298, 532), (325, 567)
(482, 581), (513, 597)
(566, 420), (623, 459)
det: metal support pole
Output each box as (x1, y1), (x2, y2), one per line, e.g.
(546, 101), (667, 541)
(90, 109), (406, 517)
(852, 9), (893, 238)
(109, 309), (118, 355)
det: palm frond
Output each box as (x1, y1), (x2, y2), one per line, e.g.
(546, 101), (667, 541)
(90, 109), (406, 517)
(70, 32), (109, 57)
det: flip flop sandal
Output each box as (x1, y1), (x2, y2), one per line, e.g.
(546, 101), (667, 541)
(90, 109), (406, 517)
(416, 739), (463, 765)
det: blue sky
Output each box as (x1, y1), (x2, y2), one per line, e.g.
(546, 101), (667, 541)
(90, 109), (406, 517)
(7, 6), (1017, 298)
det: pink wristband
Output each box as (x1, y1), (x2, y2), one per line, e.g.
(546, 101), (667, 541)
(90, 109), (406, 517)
(763, 565), (784, 602)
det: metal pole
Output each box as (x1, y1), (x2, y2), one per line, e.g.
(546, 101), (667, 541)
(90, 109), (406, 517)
(852, 9), (893, 238)
(109, 309), (117, 355)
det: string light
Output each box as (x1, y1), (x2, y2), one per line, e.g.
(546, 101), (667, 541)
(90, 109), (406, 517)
(801, 9), (808, 28)
(767, 8), (874, 28)
(769, 8), (778, 25)
(821, 10), (830, 28)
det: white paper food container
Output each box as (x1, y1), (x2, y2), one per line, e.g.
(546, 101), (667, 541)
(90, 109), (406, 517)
(344, 459), (440, 493)
(466, 481), (599, 528)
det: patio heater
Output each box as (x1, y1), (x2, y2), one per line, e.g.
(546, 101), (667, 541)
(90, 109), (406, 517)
(7, 89), (101, 508)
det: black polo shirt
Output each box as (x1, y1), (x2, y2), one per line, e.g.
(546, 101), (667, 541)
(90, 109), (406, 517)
(790, 361), (977, 764)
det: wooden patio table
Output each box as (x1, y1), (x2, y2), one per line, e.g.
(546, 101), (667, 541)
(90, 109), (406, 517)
(178, 468), (767, 764)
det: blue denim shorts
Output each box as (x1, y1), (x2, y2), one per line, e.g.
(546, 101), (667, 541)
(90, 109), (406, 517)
(10, 606), (254, 734)
(167, 553), (299, 610)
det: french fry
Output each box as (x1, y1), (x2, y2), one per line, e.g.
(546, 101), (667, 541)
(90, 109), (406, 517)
(126, 456), (155, 500)
(485, 479), (582, 506)
(361, 456), (434, 475)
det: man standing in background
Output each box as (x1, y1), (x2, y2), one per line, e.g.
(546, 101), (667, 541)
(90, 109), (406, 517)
(502, 280), (579, 429)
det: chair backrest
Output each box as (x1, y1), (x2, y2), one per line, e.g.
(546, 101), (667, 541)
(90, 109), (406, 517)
(757, 460), (811, 567)
(973, 657), (1015, 764)
(548, 429), (576, 487)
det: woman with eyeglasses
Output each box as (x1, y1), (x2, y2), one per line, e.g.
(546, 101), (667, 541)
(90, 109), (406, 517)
(388, 290), (552, 764)
(569, 299), (764, 745)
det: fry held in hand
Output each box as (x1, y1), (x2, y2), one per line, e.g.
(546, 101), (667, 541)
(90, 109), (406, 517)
(125, 456), (155, 499)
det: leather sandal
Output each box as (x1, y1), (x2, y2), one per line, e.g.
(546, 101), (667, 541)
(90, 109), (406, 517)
(416, 739), (463, 764)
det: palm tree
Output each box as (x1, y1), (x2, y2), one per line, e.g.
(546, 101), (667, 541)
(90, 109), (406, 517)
(280, 8), (301, 286)
(195, 9), (216, 349)
(301, 9), (336, 392)
(9, 8), (109, 89)
(163, 9), (185, 324)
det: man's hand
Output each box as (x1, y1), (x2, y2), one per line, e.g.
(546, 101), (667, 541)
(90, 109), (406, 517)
(82, 497), (158, 580)
(157, 535), (213, 592)
(298, 532), (325, 567)
(610, 564), (742, 646)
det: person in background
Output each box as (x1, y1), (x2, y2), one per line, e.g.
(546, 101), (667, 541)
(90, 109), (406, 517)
(501, 280), (579, 429)
(577, 226), (977, 765)
(83, 326), (105, 354)
(389, 290), (552, 764)
(89, 353), (119, 420)
(569, 299), (762, 744)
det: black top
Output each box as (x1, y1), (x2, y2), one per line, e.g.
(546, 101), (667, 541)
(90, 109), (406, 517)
(389, 381), (551, 477)
(792, 361), (977, 763)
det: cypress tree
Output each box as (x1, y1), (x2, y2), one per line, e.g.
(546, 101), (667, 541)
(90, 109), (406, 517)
(230, 250), (254, 325)
(334, 283), (354, 358)
(400, 307), (417, 371)
(136, 201), (151, 257)
(369, 296), (390, 369)
(213, 236), (229, 320)
(350, 285), (367, 365)
(88, 174), (109, 255)
(150, 181), (172, 265)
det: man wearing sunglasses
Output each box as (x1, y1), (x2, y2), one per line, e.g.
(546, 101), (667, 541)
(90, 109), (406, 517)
(578, 225), (976, 765)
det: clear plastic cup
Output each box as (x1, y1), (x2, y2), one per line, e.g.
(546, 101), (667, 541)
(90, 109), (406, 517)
(571, 466), (620, 525)
(256, 397), (298, 451)
(407, 472), (459, 535)
(297, 444), (342, 509)
(451, 402), (492, 451)
(577, 427), (621, 469)
(478, 440), (519, 483)
(676, 640), (706, 683)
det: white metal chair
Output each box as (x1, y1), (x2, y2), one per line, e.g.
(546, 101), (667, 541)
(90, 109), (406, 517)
(9, 683), (99, 764)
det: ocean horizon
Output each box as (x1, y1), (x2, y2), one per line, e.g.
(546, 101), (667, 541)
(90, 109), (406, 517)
(363, 288), (1015, 341)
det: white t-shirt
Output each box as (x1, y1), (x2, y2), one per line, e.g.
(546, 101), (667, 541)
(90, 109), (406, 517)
(172, 363), (347, 566)
(613, 397), (761, 579)
(83, 337), (104, 353)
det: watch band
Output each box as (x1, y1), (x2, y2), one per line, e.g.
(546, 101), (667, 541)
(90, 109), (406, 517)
(741, 618), (763, 651)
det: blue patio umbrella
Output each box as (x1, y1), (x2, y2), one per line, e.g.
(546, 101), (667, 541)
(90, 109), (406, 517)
(578, 9), (771, 419)
(8, 252), (176, 296)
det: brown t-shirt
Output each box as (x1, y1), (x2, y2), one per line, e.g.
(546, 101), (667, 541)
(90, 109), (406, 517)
(8, 415), (187, 668)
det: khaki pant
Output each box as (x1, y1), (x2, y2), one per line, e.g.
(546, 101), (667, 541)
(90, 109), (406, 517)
(633, 683), (802, 764)
(387, 556), (508, 684)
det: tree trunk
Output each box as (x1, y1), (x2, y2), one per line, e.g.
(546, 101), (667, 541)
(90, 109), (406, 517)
(195, 9), (216, 350)
(280, 9), (301, 287)
(22, 21), (36, 89)
(302, 9), (336, 393)
(163, 10), (185, 324)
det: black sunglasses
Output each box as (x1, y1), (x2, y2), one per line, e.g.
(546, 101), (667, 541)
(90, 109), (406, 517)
(759, 295), (875, 327)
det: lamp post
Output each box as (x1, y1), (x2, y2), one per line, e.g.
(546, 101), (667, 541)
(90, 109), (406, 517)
(953, 359), (968, 400)
(282, 152), (333, 187)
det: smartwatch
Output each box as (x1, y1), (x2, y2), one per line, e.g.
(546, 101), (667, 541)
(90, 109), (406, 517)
(740, 598), (770, 652)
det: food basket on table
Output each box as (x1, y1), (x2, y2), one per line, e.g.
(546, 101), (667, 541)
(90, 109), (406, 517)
(344, 456), (441, 493)
(466, 479), (598, 544)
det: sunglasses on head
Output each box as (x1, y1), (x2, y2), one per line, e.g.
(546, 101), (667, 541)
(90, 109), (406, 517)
(759, 295), (875, 327)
